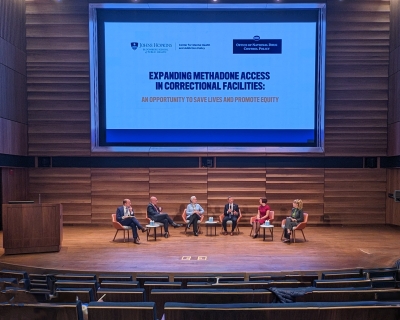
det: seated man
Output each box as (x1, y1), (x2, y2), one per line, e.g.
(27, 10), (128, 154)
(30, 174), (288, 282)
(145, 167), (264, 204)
(116, 199), (147, 244)
(147, 196), (182, 238)
(222, 196), (240, 236)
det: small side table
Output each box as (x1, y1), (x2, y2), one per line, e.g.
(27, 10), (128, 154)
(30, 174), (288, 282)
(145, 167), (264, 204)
(146, 224), (158, 241)
(205, 221), (218, 236)
(260, 224), (274, 241)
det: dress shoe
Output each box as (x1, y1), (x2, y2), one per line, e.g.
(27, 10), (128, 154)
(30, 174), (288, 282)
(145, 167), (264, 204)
(193, 232), (198, 236)
(173, 223), (182, 228)
(164, 232), (169, 238)
(134, 238), (140, 244)
(283, 239), (290, 243)
(253, 234), (258, 239)
(223, 231), (228, 235)
(230, 232), (234, 236)
(141, 227), (148, 233)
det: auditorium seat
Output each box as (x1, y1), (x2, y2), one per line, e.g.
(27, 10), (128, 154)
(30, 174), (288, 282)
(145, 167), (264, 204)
(163, 301), (400, 320)
(143, 281), (182, 302)
(87, 301), (156, 320)
(321, 270), (364, 280)
(55, 274), (97, 281)
(136, 275), (169, 288)
(100, 280), (139, 289)
(313, 278), (372, 288)
(96, 288), (145, 302)
(174, 275), (244, 288)
(53, 287), (96, 303)
(98, 274), (133, 283)
(186, 280), (305, 289)
(0, 301), (84, 320)
(54, 280), (99, 295)
(150, 288), (271, 320)
(0, 278), (18, 290)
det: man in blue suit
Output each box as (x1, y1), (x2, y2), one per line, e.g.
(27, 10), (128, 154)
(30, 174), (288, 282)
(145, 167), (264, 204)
(116, 199), (147, 244)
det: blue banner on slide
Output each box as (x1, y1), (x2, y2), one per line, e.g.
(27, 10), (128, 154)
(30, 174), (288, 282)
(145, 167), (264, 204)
(233, 38), (282, 54)
(106, 129), (314, 144)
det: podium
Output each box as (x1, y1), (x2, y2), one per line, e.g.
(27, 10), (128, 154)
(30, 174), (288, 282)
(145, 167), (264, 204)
(2, 203), (63, 254)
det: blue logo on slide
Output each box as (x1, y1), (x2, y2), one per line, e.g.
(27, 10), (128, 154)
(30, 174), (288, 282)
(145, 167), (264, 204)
(131, 42), (138, 50)
(253, 35), (260, 41)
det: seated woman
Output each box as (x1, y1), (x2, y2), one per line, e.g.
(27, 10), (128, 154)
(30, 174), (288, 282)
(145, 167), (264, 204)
(186, 196), (205, 236)
(283, 199), (304, 243)
(252, 198), (271, 238)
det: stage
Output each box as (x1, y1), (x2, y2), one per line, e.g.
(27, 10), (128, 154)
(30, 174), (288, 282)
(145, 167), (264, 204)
(0, 225), (399, 275)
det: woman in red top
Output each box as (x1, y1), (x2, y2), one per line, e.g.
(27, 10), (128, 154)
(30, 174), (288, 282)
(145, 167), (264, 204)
(252, 198), (271, 238)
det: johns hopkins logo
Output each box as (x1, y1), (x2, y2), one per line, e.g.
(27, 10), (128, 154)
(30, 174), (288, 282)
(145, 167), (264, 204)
(131, 42), (138, 50)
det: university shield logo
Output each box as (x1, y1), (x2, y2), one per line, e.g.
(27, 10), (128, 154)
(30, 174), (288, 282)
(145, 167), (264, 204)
(131, 42), (138, 50)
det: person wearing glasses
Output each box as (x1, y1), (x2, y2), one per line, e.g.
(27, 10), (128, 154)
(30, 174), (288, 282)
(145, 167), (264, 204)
(282, 199), (304, 243)
(186, 196), (205, 236)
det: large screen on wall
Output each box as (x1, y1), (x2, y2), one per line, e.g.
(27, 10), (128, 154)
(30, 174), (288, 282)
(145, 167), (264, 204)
(90, 3), (326, 152)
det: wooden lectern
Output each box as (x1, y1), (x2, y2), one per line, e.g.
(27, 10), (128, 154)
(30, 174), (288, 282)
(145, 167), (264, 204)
(2, 203), (63, 254)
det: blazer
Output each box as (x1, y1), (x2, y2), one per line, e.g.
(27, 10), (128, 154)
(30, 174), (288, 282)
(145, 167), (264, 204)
(223, 203), (240, 217)
(290, 208), (304, 223)
(147, 203), (160, 219)
(116, 206), (134, 223)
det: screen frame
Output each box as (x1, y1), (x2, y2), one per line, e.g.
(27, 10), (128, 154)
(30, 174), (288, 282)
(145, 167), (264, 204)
(89, 3), (326, 153)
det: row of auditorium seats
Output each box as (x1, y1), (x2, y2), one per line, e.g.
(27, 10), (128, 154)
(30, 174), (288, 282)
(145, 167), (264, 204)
(1, 300), (400, 320)
(1, 267), (400, 319)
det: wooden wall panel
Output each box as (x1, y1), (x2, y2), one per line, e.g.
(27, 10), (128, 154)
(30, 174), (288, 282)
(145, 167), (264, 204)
(207, 169), (266, 224)
(1, 168), (28, 204)
(26, 1), (90, 156)
(325, 0), (389, 156)
(0, 0), (27, 157)
(149, 169), (207, 222)
(91, 168), (149, 224)
(28, 168), (91, 223)
(0, 118), (27, 156)
(324, 169), (386, 224)
(386, 169), (400, 226)
(266, 168), (325, 224)
(388, 0), (400, 156)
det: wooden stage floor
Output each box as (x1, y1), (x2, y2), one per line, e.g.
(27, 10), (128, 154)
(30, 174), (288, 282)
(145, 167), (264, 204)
(0, 225), (399, 275)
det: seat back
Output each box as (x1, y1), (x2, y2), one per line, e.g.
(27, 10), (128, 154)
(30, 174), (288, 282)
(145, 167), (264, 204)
(295, 213), (308, 230)
(112, 214), (123, 229)
(268, 211), (274, 224)
(182, 209), (188, 222)
(88, 301), (156, 320)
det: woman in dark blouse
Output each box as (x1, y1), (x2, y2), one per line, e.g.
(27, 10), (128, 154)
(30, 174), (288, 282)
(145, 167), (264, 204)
(283, 199), (304, 242)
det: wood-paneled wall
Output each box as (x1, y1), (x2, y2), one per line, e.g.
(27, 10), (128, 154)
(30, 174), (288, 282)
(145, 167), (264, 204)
(25, 0), (390, 157)
(2, 168), (28, 204)
(388, 0), (400, 156)
(0, 0), (27, 156)
(386, 169), (400, 226)
(28, 167), (387, 226)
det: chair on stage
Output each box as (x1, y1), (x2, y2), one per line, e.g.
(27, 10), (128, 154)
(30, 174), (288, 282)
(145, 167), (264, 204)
(281, 212), (308, 243)
(249, 211), (274, 236)
(111, 214), (132, 242)
(182, 209), (203, 234)
(218, 209), (242, 235)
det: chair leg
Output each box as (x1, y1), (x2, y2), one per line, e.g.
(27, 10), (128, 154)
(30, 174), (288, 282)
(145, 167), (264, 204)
(301, 230), (307, 242)
(293, 230), (296, 243)
(184, 224), (188, 234)
(281, 229), (284, 241)
(113, 230), (119, 241)
(123, 230), (126, 243)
